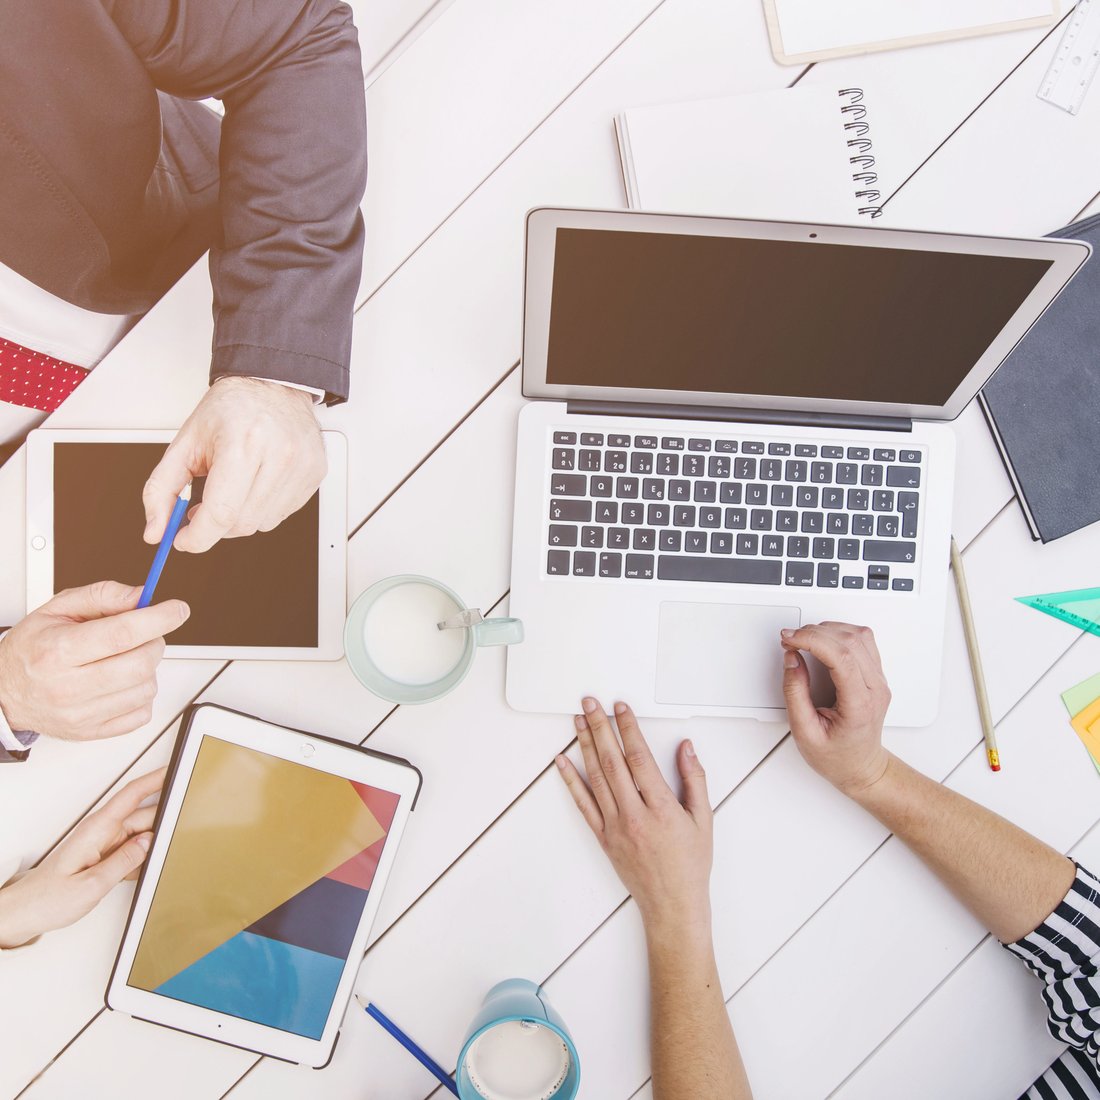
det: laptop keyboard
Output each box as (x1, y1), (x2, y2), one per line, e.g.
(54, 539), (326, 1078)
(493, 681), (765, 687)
(545, 430), (924, 592)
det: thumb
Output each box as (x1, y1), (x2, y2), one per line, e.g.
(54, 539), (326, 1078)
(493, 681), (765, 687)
(81, 832), (152, 898)
(782, 646), (820, 735)
(678, 740), (711, 825)
(46, 581), (141, 622)
(143, 443), (196, 544)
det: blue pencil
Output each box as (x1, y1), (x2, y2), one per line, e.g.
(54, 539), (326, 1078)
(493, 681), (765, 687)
(355, 995), (459, 1095)
(137, 483), (191, 609)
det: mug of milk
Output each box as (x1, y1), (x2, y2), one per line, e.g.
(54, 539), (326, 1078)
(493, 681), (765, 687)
(457, 979), (580, 1100)
(344, 575), (524, 704)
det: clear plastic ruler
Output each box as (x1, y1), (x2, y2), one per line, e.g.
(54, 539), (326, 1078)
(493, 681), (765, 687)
(1038, 0), (1100, 115)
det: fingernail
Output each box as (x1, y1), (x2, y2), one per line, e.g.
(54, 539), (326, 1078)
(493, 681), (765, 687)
(555, 754), (567, 771)
(780, 628), (795, 639)
(582, 697), (597, 714)
(614, 701), (627, 715)
(684, 740), (696, 758)
(784, 651), (799, 669)
(574, 714), (587, 730)
(178, 602), (191, 622)
(136, 833), (152, 852)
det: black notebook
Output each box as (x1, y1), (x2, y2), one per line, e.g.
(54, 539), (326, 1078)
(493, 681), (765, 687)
(980, 213), (1100, 543)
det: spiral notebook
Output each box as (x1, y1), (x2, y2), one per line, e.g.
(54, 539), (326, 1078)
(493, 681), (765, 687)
(616, 84), (897, 224)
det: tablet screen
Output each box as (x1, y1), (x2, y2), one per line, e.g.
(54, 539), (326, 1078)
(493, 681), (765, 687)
(52, 442), (318, 647)
(127, 735), (401, 1038)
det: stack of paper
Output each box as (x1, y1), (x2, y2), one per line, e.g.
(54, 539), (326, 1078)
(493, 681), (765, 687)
(1062, 670), (1100, 775)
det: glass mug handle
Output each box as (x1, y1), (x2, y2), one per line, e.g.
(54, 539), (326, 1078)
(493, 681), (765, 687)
(472, 617), (525, 647)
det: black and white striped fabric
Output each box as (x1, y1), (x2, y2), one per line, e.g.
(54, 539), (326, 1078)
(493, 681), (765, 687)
(1006, 863), (1100, 1099)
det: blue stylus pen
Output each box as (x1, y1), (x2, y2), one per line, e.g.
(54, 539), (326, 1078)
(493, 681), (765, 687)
(355, 995), (459, 1095)
(137, 483), (191, 609)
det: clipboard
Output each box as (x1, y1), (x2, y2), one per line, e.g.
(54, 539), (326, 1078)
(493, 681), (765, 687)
(762, 0), (1059, 66)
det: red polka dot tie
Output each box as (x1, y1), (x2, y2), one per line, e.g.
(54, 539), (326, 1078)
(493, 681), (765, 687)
(0, 336), (88, 413)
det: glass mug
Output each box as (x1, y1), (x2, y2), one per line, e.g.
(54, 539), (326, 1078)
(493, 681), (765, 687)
(344, 575), (524, 704)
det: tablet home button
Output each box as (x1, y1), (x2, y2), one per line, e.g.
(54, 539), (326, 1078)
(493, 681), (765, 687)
(30, 536), (45, 550)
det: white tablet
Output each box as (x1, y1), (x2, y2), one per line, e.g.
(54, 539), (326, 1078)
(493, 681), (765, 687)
(106, 704), (422, 1067)
(25, 429), (347, 660)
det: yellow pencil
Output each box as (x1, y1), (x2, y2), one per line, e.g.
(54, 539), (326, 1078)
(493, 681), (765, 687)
(950, 537), (1000, 772)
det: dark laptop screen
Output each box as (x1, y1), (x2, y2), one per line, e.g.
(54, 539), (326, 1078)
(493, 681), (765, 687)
(545, 228), (1052, 406)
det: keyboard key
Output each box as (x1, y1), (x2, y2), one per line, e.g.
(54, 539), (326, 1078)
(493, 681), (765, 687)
(657, 453), (679, 476)
(685, 531), (708, 553)
(821, 445), (844, 459)
(693, 481), (717, 503)
(794, 444), (818, 457)
(777, 510), (798, 532)
(572, 551), (596, 576)
(868, 576), (888, 591)
(847, 489), (869, 511)
(899, 492), (919, 538)
(876, 515), (900, 538)
(648, 504), (670, 526)
(900, 449), (921, 463)
(625, 554), (655, 579)
(616, 477), (639, 499)
(715, 439), (737, 453)
(863, 540), (916, 563)
(852, 514), (874, 535)
(552, 448), (575, 470)
(768, 442), (792, 456)
(708, 456), (731, 479)
(710, 532), (733, 555)
(812, 537), (835, 559)
(848, 447), (870, 460)
(760, 458), (782, 481)
(817, 563), (840, 588)
(797, 486), (819, 509)
(608, 528), (630, 549)
(835, 463), (858, 484)
(742, 441), (765, 454)
(550, 474), (586, 496)
(657, 557), (782, 585)
(609, 434), (630, 447)
(589, 475), (613, 498)
(736, 534), (759, 555)
(688, 438), (712, 451)
(661, 436), (685, 450)
(842, 575), (864, 589)
(868, 565), (889, 581)
(826, 513), (849, 535)
(674, 506), (696, 527)
(630, 452), (653, 474)
(771, 484), (794, 507)
(724, 507), (747, 530)
(861, 464), (884, 486)
(553, 432), (577, 444)
(838, 539), (859, 560)
(606, 451), (628, 473)
(595, 502), (618, 524)
(581, 526), (603, 548)
(872, 490), (894, 512)
(734, 457), (757, 479)
(642, 479), (666, 500)
(579, 449), (601, 472)
(785, 460), (808, 483)
(750, 509), (773, 531)
(787, 536), (809, 558)
(887, 465), (921, 488)
(785, 561), (814, 587)
(810, 462), (833, 484)
(762, 534), (783, 556)
(599, 552), (622, 578)
(720, 483), (743, 504)
(633, 528), (655, 550)
(634, 435), (658, 449)
(550, 499), (591, 522)
(669, 479), (691, 501)
(746, 483), (768, 506)
(547, 549), (569, 575)
(622, 503), (644, 525)
(581, 433), (604, 446)
(873, 448), (896, 462)
(699, 506), (721, 528)
(659, 531), (681, 552)
(822, 487), (844, 509)
(892, 578), (915, 591)
(801, 511), (824, 533)
(684, 455), (705, 477)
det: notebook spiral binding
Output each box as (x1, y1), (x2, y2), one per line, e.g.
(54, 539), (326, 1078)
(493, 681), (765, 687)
(838, 88), (882, 218)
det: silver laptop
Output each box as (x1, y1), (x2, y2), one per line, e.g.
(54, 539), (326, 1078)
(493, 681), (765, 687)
(506, 208), (1088, 726)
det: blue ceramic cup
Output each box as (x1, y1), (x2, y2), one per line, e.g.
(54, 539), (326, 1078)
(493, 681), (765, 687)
(456, 979), (580, 1100)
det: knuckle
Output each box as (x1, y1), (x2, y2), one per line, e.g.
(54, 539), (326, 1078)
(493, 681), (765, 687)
(624, 749), (650, 772)
(598, 752), (620, 776)
(105, 622), (134, 655)
(206, 500), (240, 530)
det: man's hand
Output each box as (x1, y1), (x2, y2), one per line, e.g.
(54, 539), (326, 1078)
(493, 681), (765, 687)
(0, 769), (165, 948)
(556, 698), (713, 935)
(142, 377), (327, 553)
(781, 622), (892, 797)
(0, 582), (188, 740)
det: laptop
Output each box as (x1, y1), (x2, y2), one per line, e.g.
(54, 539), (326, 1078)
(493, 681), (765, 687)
(506, 208), (1089, 726)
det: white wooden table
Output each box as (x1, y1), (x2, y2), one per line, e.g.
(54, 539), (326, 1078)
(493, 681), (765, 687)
(4, 2), (1100, 1097)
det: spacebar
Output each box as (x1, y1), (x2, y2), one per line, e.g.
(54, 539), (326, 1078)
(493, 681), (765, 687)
(657, 557), (783, 585)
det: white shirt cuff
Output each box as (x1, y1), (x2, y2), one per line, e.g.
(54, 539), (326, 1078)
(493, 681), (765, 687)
(248, 377), (326, 404)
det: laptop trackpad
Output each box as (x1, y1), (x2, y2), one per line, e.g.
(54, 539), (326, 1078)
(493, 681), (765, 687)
(655, 602), (801, 709)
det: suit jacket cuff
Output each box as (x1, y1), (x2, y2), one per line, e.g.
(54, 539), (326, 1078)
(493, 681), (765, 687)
(210, 343), (349, 406)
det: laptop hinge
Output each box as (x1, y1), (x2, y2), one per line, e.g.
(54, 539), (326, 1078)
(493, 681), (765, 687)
(565, 400), (913, 433)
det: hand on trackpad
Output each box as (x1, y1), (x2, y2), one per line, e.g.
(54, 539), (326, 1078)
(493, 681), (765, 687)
(655, 602), (801, 709)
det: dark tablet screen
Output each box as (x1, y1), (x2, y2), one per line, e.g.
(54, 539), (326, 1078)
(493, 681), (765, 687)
(52, 443), (318, 647)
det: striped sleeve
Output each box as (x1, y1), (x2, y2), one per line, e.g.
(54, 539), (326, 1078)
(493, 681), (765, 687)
(1006, 863), (1100, 1099)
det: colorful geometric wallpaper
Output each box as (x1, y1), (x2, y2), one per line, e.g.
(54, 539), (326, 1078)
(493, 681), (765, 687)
(129, 738), (400, 1039)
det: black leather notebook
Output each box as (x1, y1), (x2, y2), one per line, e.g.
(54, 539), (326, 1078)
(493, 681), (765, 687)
(980, 213), (1100, 543)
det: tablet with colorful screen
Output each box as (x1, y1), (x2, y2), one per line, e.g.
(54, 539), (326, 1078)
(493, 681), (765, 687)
(106, 705), (421, 1066)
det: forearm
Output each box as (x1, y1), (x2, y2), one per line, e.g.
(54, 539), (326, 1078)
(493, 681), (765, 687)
(851, 753), (1074, 942)
(646, 917), (751, 1100)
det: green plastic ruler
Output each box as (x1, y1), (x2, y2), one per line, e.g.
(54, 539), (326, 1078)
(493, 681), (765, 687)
(1017, 587), (1100, 638)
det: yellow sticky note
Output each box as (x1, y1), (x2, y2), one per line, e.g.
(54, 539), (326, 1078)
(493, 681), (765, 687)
(1070, 696), (1100, 772)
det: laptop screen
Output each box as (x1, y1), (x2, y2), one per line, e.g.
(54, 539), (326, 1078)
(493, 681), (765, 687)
(544, 228), (1053, 408)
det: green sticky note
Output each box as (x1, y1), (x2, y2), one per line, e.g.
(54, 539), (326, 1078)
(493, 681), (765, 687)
(1017, 587), (1100, 638)
(1063, 670), (1100, 718)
